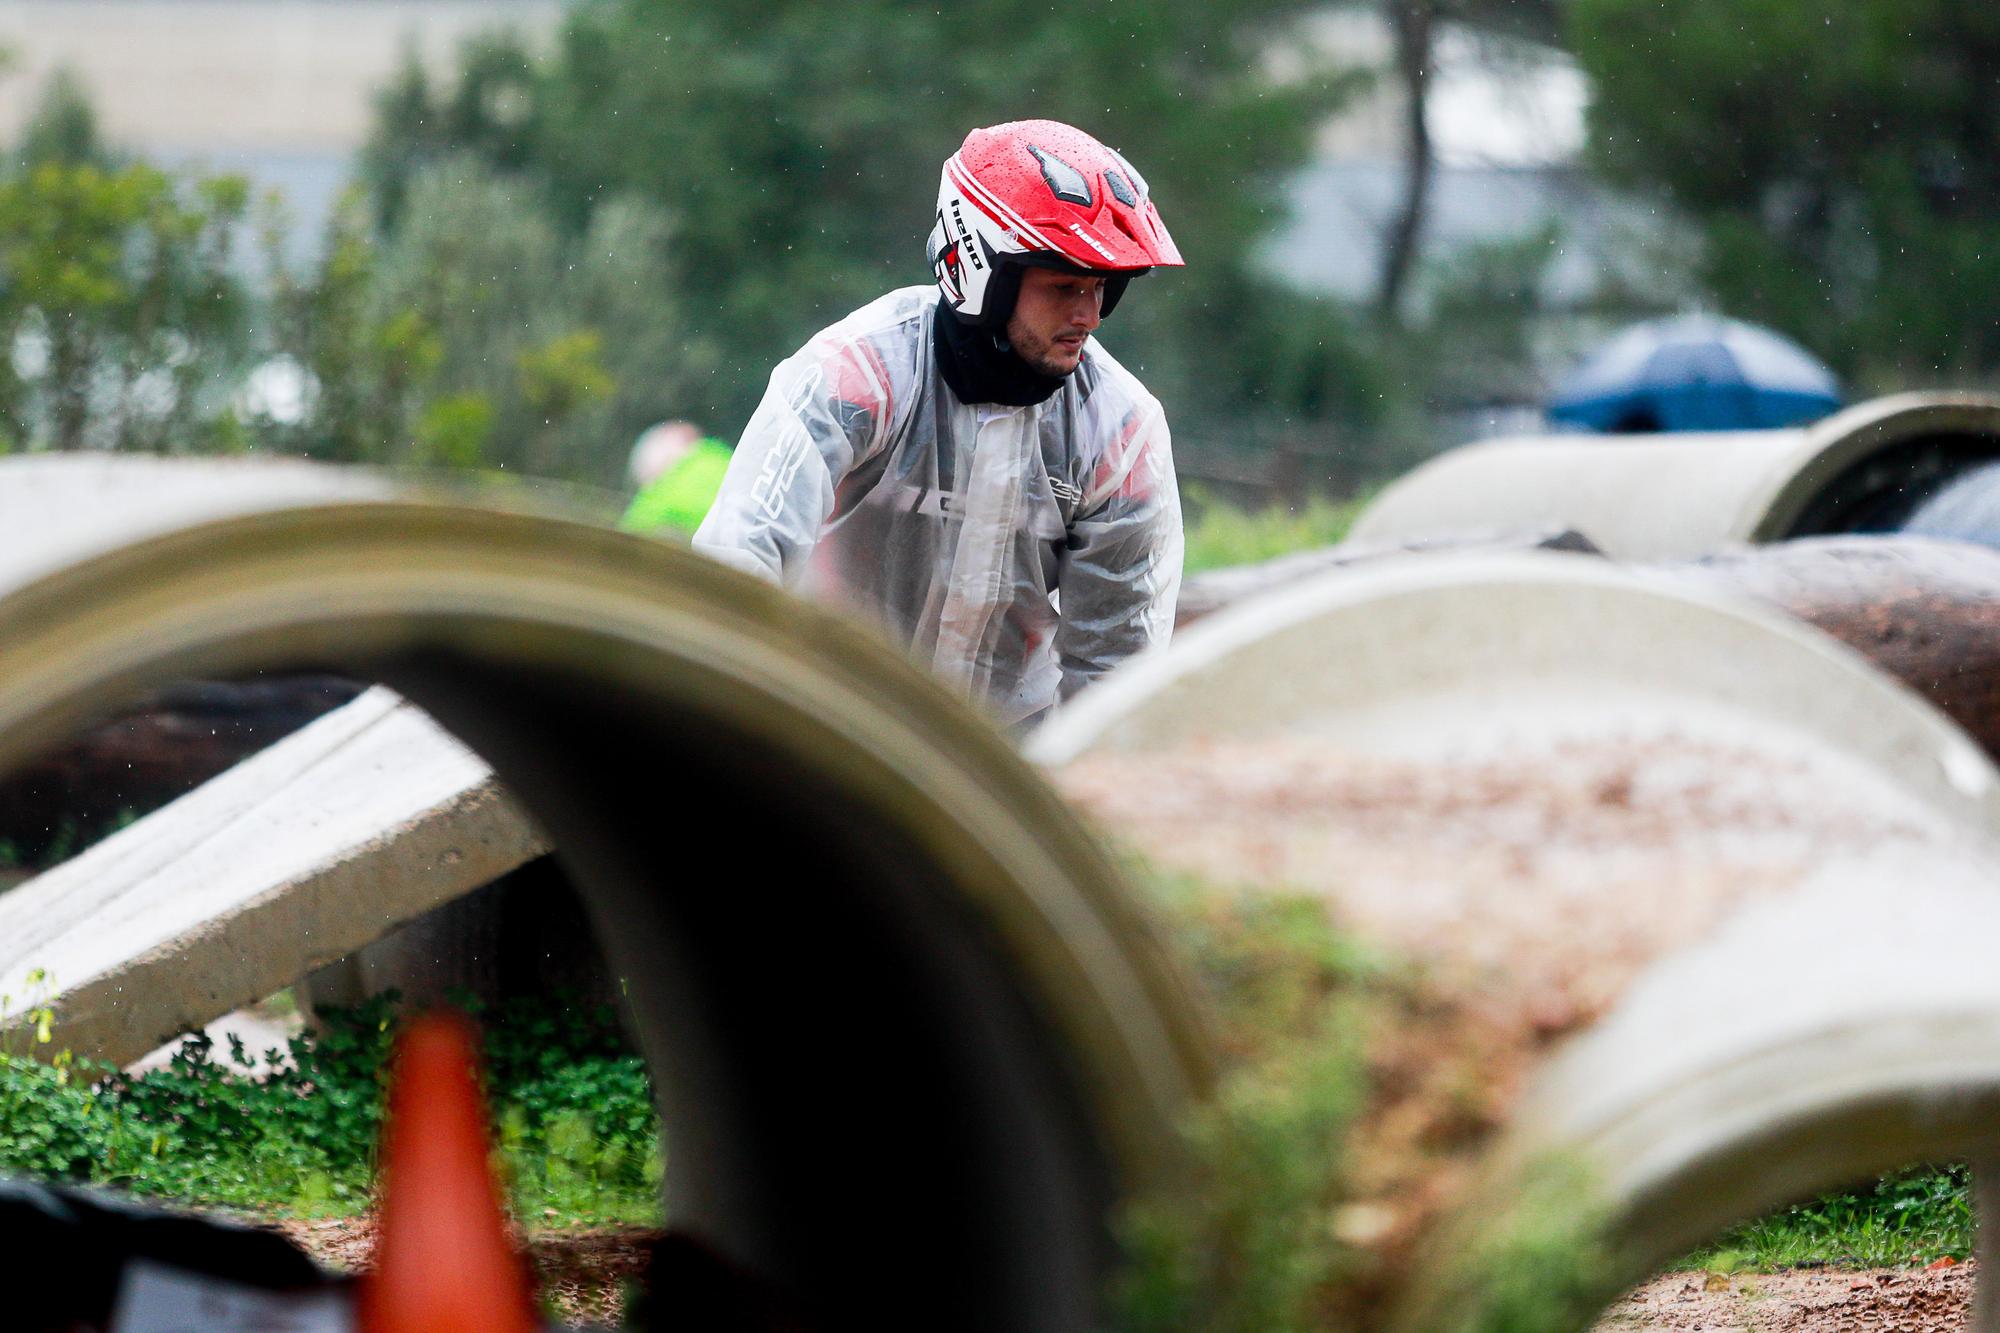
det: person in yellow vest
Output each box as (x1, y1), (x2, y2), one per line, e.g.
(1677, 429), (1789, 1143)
(618, 421), (734, 535)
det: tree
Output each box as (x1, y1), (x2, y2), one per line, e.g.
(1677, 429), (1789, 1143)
(360, 0), (1382, 470)
(16, 68), (102, 170)
(1376, 0), (1439, 323)
(1369, 0), (1582, 325)
(260, 160), (687, 483)
(1568, 0), (2000, 384)
(360, 36), (545, 235)
(0, 75), (252, 452)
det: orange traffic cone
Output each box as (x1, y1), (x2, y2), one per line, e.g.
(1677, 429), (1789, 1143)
(358, 1010), (540, 1333)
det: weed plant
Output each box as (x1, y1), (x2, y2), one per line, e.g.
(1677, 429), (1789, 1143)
(0, 991), (662, 1226)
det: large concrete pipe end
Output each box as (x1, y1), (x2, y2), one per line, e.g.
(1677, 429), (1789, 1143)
(1034, 550), (2000, 1327)
(0, 455), (1211, 1330)
(1398, 853), (2000, 1333)
(1349, 391), (2000, 559)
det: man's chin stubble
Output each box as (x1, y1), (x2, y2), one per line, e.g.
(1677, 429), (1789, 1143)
(1030, 349), (1081, 378)
(1003, 331), (1081, 379)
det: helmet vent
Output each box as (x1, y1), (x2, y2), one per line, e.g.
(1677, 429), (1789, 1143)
(1109, 207), (1150, 247)
(1105, 170), (1139, 207)
(1028, 145), (1094, 207)
(1109, 148), (1150, 204)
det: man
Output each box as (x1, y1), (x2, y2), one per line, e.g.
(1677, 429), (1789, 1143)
(619, 421), (733, 536)
(695, 119), (1184, 727)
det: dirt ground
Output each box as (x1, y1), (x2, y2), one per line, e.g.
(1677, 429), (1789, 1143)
(1059, 734), (1944, 1028)
(278, 1212), (1980, 1330)
(1595, 1262), (1976, 1331)
(280, 1214), (656, 1327)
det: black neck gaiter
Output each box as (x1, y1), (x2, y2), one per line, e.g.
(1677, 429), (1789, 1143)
(933, 299), (1068, 407)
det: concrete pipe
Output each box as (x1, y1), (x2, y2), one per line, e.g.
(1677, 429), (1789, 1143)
(1031, 550), (2000, 1327)
(0, 454), (1210, 1332)
(1669, 535), (2000, 766)
(1348, 391), (2000, 560)
(1186, 533), (2000, 775)
(1396, 849), (2000, 1332)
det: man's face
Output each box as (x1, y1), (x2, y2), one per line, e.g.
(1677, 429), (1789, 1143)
(1006, 267), (1107, 377)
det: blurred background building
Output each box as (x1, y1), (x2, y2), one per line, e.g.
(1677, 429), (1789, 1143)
(0, 1), (564, 263)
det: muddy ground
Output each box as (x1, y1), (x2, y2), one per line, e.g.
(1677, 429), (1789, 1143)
(281, 1215), (655, 1327)
(277, 1213), (1980, 1329)
(1597, 1262), (1976, 1331)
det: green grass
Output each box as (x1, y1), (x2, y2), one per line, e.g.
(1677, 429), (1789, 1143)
(1182, 488), (1366, 575)
(0, 990), (662, 1227)
(1686, 1166), (1973, 1272)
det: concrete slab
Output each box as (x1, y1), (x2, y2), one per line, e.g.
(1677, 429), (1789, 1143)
(0, 686), (546, 1067)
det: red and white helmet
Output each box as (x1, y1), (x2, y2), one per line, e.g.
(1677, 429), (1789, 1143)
(928, 120), (1184, 327)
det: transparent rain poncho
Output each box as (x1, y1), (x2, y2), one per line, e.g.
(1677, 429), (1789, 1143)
(694, 286), (1182, 726)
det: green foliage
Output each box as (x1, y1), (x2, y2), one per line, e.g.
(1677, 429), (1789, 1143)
(0, 971), (94, 1179)
(361, 36), (546, 235)
(359, 0), (1381, 466)
(260, 161), (686, 483)
(16, 68), (104, 170)
(1415, 1155), (1615, 1333)
(1113, 881), (1374, 1332)
(0, 1052), (101, 1177)
(1181, 487), (1365, 574)
(1567, 0), (2000, 385)
(1410, 223), (1564, 403)
(413, 391), (495, 470)
(463, 991), (663, 1225)
(0, 73), (253, 453)
(0, 991), (662, 1225)
(517, 330), (612, 422)
(1113, 874), (1623, 1331)
(1688, 1166), (1974, 1271)
(496, 1069), (663, 1227)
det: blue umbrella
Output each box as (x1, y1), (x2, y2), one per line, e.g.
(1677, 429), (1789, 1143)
(1548, 315), (1842, 433)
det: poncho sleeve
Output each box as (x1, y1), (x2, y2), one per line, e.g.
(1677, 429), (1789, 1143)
(1053, 396), (1183, 701)
(693, 333), (897, 586)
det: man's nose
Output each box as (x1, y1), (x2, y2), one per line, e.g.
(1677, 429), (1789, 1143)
(1073, 290), (1103, 329)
